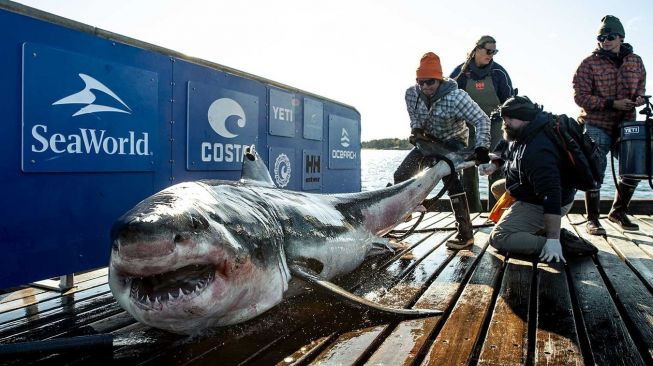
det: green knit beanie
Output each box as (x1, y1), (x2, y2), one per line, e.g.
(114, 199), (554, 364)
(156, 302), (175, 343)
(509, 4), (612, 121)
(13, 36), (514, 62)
(598, 15), (625, 37)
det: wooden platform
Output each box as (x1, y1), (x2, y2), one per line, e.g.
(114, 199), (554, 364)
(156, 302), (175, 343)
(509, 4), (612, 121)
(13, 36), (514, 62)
(1, 212), (653, 365)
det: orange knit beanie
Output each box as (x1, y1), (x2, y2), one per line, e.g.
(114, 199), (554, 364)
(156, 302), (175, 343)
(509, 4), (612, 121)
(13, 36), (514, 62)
(416, 52), (443, 80)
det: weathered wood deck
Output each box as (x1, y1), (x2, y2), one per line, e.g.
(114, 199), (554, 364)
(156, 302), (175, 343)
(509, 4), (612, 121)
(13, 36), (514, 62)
(1, 210), (653, 365)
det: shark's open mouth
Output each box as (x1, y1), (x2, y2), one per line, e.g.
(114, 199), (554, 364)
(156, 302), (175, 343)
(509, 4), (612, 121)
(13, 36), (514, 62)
(129, 264), (215, 307)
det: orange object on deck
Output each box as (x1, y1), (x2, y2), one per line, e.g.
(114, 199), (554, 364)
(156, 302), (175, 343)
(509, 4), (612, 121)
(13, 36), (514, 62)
(488, 192), (515, 223)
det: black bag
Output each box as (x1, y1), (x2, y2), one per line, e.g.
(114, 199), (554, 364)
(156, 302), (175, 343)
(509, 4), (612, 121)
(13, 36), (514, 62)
(541, 113), (603, 191)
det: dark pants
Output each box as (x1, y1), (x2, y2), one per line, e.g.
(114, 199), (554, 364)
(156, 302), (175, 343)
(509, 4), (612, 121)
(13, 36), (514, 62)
(393, 141), (464, 196)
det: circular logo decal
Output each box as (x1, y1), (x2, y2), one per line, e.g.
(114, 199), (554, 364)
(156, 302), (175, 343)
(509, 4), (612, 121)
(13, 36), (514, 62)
(274, 153), (291, 188)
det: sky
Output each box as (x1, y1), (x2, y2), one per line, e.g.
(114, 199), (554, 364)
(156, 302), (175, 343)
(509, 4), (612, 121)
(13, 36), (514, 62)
(12, 0), (653, 142)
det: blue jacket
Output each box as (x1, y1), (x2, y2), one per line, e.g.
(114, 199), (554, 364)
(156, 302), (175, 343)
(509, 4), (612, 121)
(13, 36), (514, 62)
(450, 61), (513, 104)
(498, 112), (576, 215)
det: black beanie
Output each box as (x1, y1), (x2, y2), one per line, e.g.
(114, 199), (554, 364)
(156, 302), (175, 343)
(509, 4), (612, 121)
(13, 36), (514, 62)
(499, 96), (541, 121)
(598, 15), (625, 37)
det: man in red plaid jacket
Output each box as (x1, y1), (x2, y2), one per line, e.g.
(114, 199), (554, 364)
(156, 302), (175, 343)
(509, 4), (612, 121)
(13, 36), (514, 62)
(573, 15), (647, 235)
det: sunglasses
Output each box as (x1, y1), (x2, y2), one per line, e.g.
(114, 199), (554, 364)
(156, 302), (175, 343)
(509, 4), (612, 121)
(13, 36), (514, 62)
(597, 34), (619, 42)
(417, 79), (437, 87)
(482, 47), (499, 56)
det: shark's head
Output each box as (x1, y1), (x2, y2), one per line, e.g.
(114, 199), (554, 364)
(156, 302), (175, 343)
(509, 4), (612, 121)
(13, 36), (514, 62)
(108, 181), (290, 334)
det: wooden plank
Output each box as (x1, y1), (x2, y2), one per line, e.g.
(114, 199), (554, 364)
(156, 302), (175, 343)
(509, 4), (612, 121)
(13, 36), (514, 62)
(0, 285), (113, 338)
(566, 214), (647, 365)
(535, 262), (583, 365)
(415, 231), (504, 366)
(631, 216), (653, 258)
(308, 218), (476, 366)
(602, 218), (653, 292)
(275, 334), (337, 366)
(0, 269), (108, 314)
(477, 258), (532, 366)
(364, 229), (499, 366)
(307, 325), (386, 365)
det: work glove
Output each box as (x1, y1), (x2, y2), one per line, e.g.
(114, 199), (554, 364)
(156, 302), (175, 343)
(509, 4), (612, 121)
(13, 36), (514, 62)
(478, 162), (497, 176)
(408, 128), (428, 146)
(539, 238), (566, 263)
(466, 147), (490, 165)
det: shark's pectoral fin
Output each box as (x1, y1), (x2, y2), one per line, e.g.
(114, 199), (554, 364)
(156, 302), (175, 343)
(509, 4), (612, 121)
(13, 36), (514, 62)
(288, 264), (442, 317)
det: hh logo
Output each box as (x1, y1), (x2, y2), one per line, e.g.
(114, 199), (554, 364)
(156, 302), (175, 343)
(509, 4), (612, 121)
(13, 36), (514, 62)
(208, 98), (246, 138)
(305, 154), (321, 173)
(340, 128), (350, 148)
(475, 81), (485, 91)
(53, 73), (132, 117)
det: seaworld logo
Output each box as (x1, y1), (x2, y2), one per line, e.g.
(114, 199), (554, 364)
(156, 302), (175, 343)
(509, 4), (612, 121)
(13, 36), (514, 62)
(202, 98), (249, 163)
(52, 73), (132, 117)
(29, 74), (150, 156)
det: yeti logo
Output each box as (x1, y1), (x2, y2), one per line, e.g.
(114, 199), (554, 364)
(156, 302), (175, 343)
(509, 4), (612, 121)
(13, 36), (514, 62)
(52, 73), (132, 117)
(207, 98), (246, 138)
(274, 153), (291, 188)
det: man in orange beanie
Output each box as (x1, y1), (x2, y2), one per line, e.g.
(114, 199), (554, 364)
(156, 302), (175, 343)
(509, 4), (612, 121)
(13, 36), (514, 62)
(394, 52), (491, 250)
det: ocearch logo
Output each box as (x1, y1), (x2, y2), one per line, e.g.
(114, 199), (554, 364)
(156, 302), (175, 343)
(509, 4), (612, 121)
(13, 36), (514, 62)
(201, 98), (249, 163)
(52, 73), (132, 117)
(340, 128), (350, 147)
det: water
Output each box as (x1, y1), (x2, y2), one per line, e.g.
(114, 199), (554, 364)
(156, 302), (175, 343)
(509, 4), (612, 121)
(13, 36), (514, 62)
(360, 149), (653, 199)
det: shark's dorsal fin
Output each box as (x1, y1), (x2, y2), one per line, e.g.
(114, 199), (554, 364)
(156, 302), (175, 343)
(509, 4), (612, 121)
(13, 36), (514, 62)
(289, 264), (442, 317)
(240, 146), (276, 188)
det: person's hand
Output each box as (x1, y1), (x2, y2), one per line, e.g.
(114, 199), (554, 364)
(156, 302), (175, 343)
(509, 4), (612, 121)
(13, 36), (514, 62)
(539, 238), (566, 263)
(478, 162), (497, 176)
(473, 147), (490, 165)
(613, 98), (636, 111)
(635, 96), (646, 107)
(408, 128), (426, 146)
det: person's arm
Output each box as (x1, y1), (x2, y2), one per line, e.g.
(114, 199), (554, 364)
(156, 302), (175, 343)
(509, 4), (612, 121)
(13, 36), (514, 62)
(405, 87), (423, 130)
(526, 142), (566, 262)
(493, 64), (513, 103)
(573, 58), (606, 111)
(455, 92), (491, 149)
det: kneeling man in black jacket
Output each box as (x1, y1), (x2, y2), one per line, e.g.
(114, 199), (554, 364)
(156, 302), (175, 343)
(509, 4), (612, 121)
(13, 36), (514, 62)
(484, 96), (578, 263)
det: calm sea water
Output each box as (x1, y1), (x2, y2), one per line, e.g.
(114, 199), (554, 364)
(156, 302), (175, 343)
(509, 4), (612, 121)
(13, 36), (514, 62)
(361, 149), (653, 199)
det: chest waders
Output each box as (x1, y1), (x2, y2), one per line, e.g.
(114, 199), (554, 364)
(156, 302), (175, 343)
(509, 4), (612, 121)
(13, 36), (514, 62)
(464, 74), (502, 211)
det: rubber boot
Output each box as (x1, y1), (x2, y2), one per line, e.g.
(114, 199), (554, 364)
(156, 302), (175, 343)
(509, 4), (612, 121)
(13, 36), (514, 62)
(462, 166), (482, 213)
(585, 189), (606, 235)
(608, 180), (639, 231)
(446, 192), (474, 250)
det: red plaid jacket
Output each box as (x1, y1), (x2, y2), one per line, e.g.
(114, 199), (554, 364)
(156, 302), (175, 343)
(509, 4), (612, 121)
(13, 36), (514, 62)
(573, 45), (646, 136)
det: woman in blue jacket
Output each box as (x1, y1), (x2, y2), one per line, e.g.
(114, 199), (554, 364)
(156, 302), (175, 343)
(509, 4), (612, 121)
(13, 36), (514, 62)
(450, 35), (514, 212)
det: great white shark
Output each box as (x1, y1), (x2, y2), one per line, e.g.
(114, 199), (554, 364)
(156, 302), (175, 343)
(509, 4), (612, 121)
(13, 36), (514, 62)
(109, 147), (467, 334)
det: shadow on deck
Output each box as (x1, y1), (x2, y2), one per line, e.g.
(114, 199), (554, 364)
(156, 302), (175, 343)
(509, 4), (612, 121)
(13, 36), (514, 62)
(1, 210), (653, 365)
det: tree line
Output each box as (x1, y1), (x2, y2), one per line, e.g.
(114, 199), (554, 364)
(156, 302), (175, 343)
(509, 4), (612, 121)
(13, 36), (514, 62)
(361, 138), (412, 150)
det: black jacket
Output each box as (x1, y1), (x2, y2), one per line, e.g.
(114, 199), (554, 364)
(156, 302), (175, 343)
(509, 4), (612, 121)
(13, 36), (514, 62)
(499, 112), (576, 215)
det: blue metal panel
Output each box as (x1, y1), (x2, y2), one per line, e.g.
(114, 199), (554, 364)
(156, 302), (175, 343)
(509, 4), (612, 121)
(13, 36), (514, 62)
(328, 115), (361, 169)
(0, 5), (361, 289)
(186, 80), (259, 171)
(269, 88), (298, 137)
(268, 146), (297, 189)
(302, 149), (323, 191)
(22, 43), (158, 172)
(0, 8), (172, 289)
(303, 97), (323, 140)
(170, 58), (267, 183)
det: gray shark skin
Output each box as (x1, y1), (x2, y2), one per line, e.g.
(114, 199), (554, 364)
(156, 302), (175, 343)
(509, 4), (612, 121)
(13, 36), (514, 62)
(109, 149), (455, 334)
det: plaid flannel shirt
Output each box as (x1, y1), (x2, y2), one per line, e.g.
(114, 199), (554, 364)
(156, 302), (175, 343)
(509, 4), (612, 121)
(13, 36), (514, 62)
(405, 84), (491, 149)
(573, 47), (646, 136)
